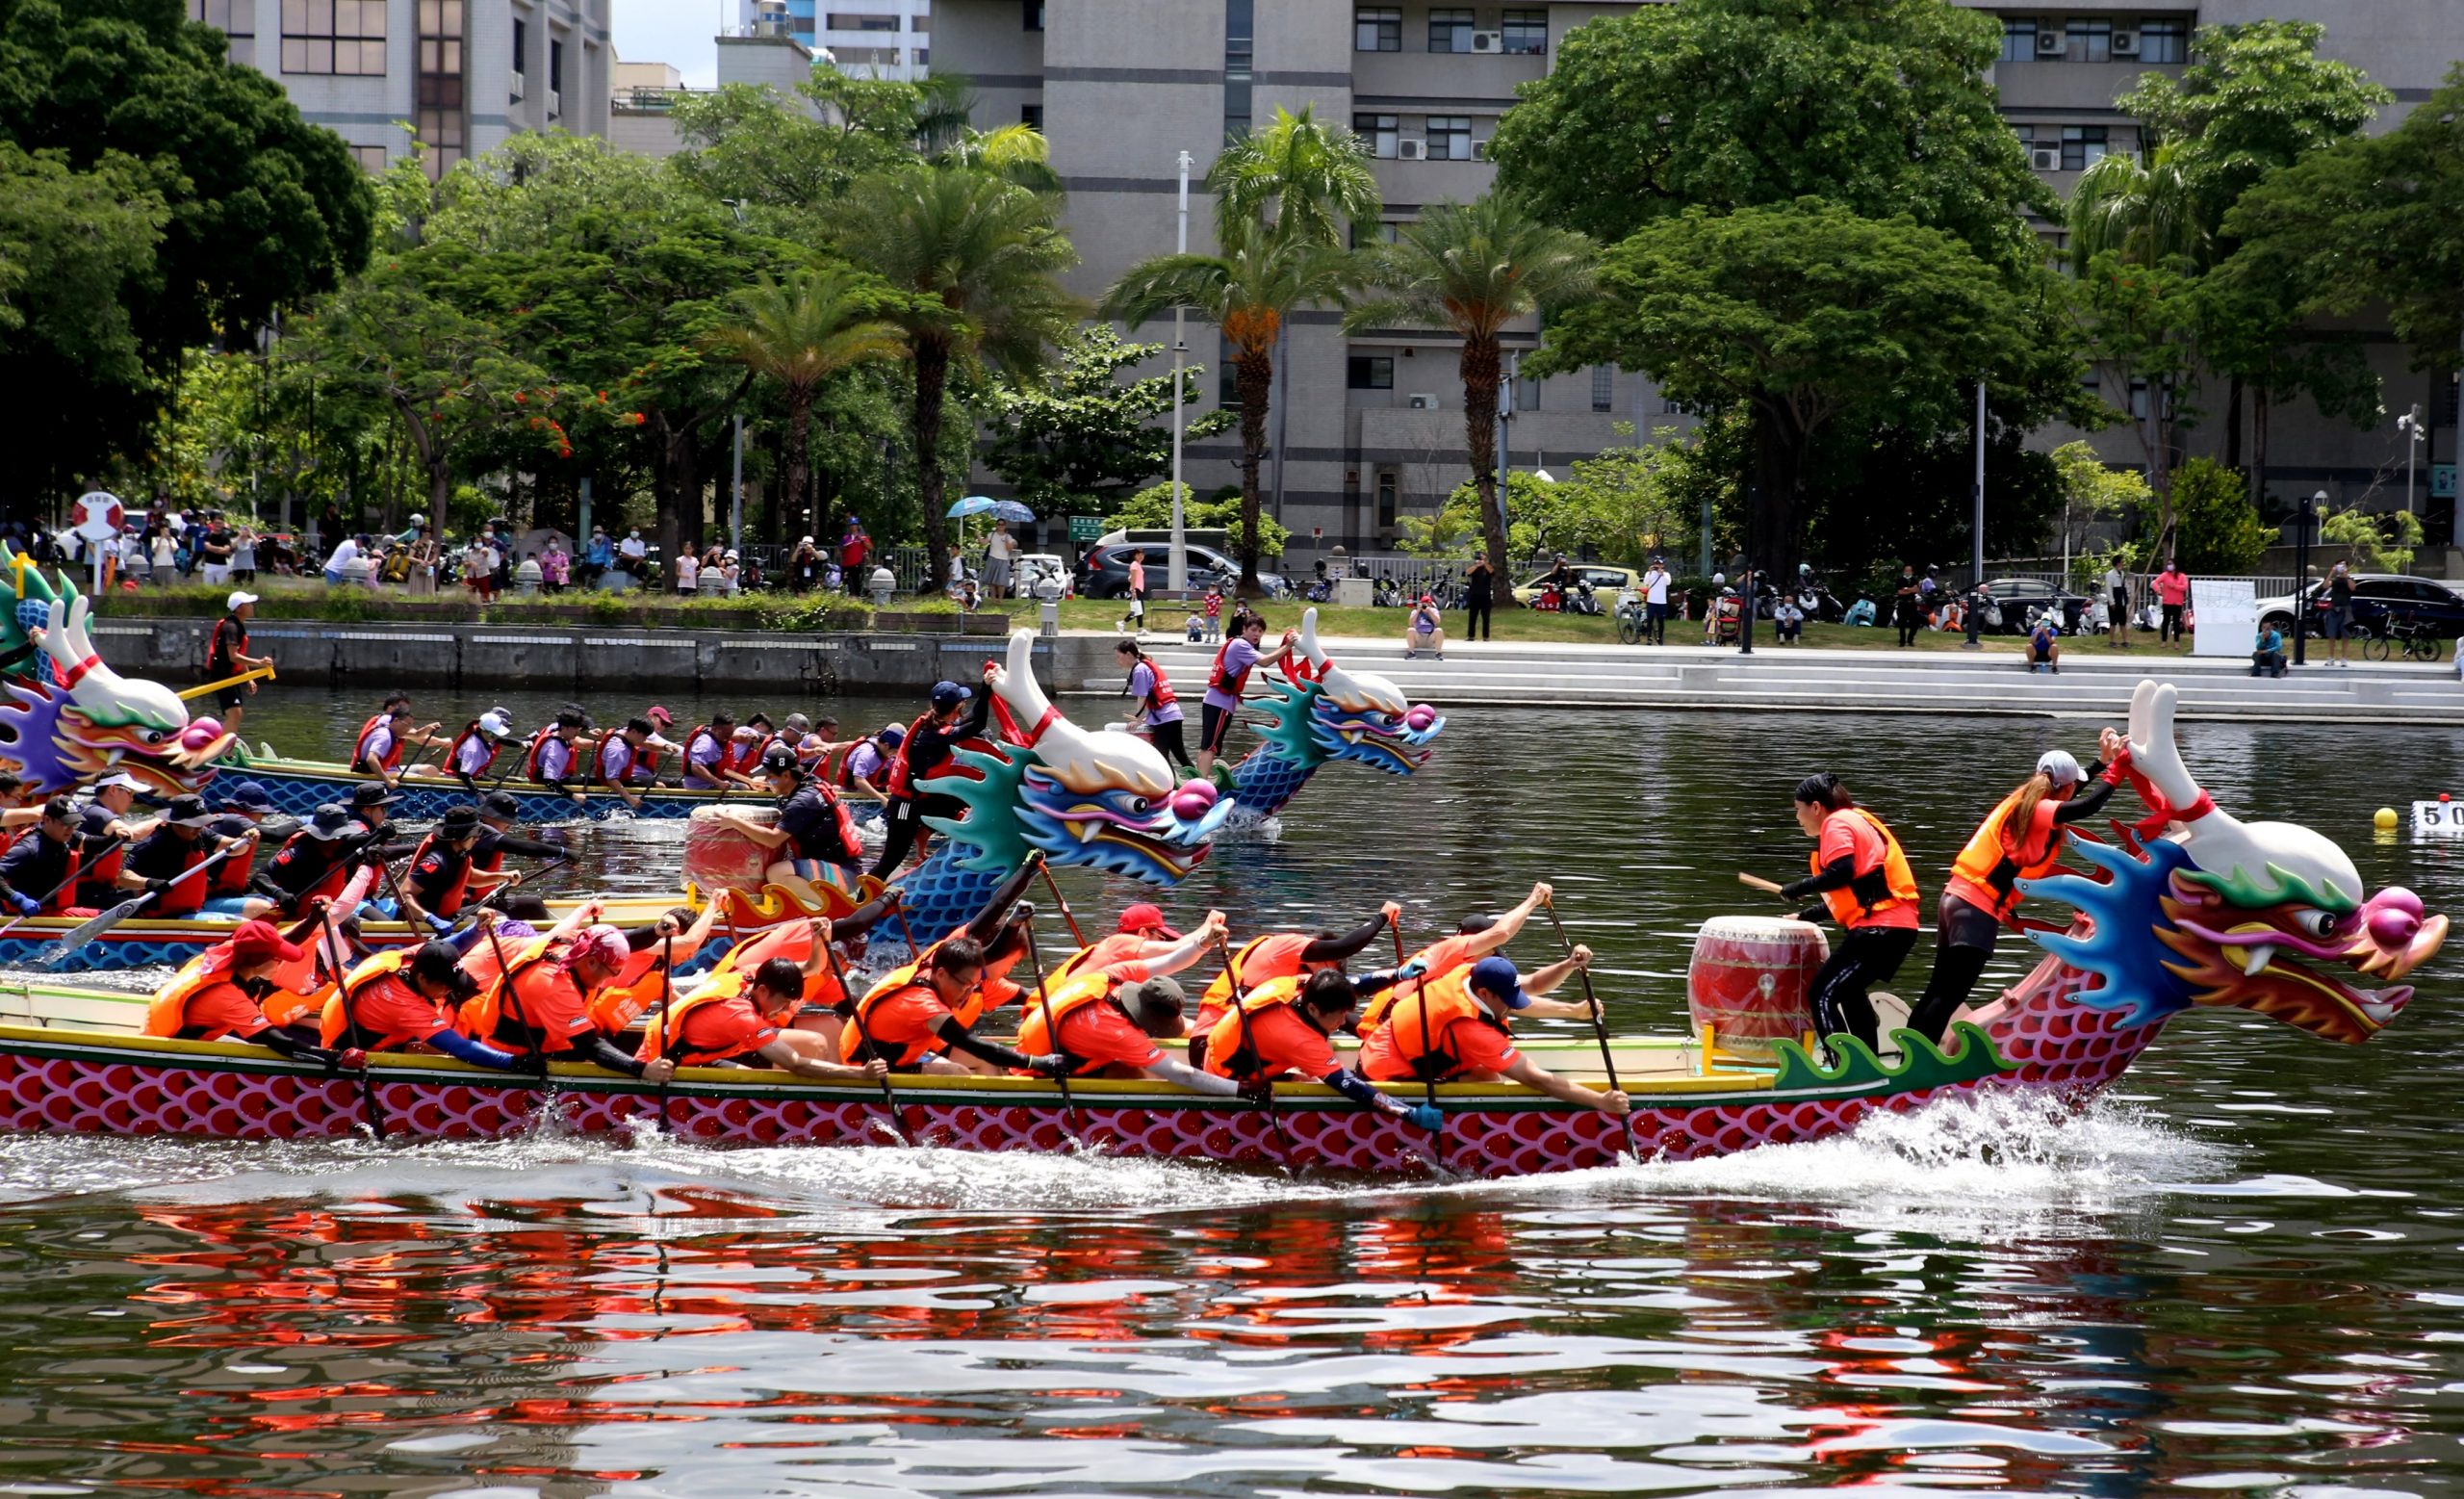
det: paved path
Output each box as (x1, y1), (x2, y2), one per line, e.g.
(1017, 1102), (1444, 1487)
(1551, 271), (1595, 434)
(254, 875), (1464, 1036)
(1067, 631), (2464, 724)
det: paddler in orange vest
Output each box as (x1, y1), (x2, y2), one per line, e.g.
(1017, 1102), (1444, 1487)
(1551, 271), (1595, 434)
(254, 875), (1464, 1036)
(1358, 956), (1632, 1117)
(1200, 969), (1445, 1130)
(1356, 881), (1591, 1036)
(840, 934), (1072, 1077)
(1767, 773), (1922, 1055)
(1011, 912), (1241, 1095)
(1194, 899), (1404, 1033)
(140, 917), (348, 1067)
(635, 947), (891, 1082)
(1046, 901), (1188, 985)
(460, 920), (674, 1078)
(1907, 734), (2130, 1044)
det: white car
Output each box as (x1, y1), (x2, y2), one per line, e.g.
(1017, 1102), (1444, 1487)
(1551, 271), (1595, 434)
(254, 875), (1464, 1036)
(1013, 553), (1074, 599)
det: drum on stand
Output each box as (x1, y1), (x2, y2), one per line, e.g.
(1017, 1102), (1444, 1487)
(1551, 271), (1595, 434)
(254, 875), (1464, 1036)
(1687, 916), (1827, 1059)
(683, 805), (777, 900)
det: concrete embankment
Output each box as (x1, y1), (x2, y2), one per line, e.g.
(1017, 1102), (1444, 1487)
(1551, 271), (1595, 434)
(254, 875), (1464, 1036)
(93, 616), (2464, 724)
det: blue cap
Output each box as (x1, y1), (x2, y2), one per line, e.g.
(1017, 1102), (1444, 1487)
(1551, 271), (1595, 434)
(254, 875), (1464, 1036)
(930, 681), (972, 711)
(1470, 955), (1530, 1011)
(218, 780), (275, 812)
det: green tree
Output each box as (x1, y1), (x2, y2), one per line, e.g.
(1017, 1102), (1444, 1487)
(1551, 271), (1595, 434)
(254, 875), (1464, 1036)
(1101, 224), (1355, 592)
(1537, 200), (2035, 581)
(1554, 424), (1698, 568)
(1486, 0), (2053, 271)
(1209, 105), (1381, 246)
(706, 263), (905, 546)
(2321, 506), (2425, 575)
(1109, 480), (1291, 557)
(1347, 194), (1597, 591)
(2066, 249), (2203, 548)
(982, 327), (1234, 512)
(2162, 455), (2272, 574)
(2049, 439), (2153, 579)
(842, 166), (1081, 570)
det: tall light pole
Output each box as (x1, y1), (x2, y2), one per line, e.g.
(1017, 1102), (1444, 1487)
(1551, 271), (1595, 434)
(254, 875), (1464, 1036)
(1168, 149), (1192, 593)
(730, 413), (745, 559)
(2294, 491), (2322, 667)
(1495, 351), (1517, 568)
(2399, 404), (2424, 519)
(1971, 378), (1987, 590)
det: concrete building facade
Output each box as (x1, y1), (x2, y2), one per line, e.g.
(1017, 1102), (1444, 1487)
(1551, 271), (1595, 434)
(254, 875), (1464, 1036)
(189, 0), (613, 175)
(935, 0), (2464, 561)
(735, 0), (934, 79)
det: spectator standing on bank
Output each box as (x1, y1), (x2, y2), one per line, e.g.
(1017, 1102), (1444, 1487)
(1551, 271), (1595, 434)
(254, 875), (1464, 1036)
(2102, 560), (2130, 647)
(1893, 565), (1923, 648)
(790, 537), (821, 592)
(1640, 556), (1672, 644)
(2323, 561), (2354, 667)
(230, 525), (258, 584)
(198, 513), (235, 587)
(2153, 560), (2191, 646)
(1463, 555), (1495, 641)
(984, 522), (1017, 598)
(463, 535), (500, 604)
(541, 536), (570, 593)
(676, 547), (700, 594)
(840, 518), (870, 589)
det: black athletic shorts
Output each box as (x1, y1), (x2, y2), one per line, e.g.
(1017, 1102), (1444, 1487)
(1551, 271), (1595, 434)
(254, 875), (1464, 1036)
(1199, 701), (1238, 755)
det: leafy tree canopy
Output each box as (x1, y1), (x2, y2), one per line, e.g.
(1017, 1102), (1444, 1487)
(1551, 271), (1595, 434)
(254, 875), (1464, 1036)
(982, 327), (1234, 512)
(2160, 455), (2273, 573)
(1109, 480), (1291, 557)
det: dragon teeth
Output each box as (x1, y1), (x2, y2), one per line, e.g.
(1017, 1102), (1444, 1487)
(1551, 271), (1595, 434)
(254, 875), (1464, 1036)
(2242, 943), (2274, 977)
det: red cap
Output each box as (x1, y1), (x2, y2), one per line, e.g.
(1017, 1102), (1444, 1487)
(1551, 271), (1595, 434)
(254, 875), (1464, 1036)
(1116, 902), (1180, 939)
(647, 705), (675, 724)
(228, 919), (303, 966)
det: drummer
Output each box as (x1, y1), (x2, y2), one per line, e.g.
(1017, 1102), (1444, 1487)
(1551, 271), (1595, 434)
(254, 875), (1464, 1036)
(1767, 773), (1921, 1055)
(704, 745), (863, 909)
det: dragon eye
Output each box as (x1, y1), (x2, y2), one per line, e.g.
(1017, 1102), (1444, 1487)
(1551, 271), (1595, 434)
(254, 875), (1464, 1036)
(2296, 910), (2339, 940)
(1125, 797), (1150, 815)
(141, 730), (166, 745)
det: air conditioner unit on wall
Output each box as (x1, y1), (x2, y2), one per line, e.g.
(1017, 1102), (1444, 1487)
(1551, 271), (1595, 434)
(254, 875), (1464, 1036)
(1407, 393), (1440, 410)
(2037, 30), (2065, 55)
(1469, 30), (1502, 54)
(510, 68), (525, 99)
(1397, 138), (1426, 161)
(2112, 31), (2140, 56)
(2030, 145), (2062, 172)
(548, 89), (561, 118)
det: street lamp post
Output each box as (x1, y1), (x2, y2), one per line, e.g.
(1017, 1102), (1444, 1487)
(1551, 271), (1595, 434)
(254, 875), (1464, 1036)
(1168, 149), (1192, 594)
(2399, 405), (2424, 518)
(2293, 491), (2321, 667)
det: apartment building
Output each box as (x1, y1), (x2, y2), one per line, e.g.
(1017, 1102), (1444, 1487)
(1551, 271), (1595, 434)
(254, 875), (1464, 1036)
(736, 0), (934, 79)
(187, 0), (613, 175)
(937, 0), (2463, 556)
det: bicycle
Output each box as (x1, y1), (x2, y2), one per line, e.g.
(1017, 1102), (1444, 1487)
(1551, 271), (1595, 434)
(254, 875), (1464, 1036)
(2366, 612), (2445, 661)
(1614, 589), (1649, 645)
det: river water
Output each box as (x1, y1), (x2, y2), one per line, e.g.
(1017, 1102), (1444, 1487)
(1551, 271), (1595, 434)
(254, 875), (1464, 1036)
(3, 685), (2461, 1496)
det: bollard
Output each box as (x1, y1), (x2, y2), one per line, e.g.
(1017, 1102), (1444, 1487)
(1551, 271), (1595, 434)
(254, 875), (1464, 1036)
(1040, 598), (1060, 638)
(868, 565), (896, 608)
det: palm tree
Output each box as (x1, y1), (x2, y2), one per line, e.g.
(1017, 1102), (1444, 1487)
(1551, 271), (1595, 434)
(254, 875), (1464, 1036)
(706, 263), (905, 544)
(1211, 105), (1381, 247)
(1346, 194), (1598, 590)
(1102, 223), (1356, 594)
(842, 167), (1080, 572)
(2068, 142), (2209, 269)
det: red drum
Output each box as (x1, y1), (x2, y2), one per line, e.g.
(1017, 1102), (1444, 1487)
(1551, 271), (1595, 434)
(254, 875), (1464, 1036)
(1687, 916), (1827, 1058)
(683, 806), (777, 898)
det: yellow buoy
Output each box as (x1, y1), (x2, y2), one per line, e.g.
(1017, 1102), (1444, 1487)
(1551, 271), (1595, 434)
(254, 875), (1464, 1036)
(2374, 807), (2399, 831)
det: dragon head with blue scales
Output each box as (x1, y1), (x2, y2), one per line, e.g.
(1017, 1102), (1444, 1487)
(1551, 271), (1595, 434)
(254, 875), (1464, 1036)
(0, 546), (235, 798)
(2016, 681), (2442, 1053)
(1224, 607), (1444, 823)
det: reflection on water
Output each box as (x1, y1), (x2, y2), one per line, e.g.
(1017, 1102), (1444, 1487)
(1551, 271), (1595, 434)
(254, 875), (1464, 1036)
(2, 691), (2461, 1493)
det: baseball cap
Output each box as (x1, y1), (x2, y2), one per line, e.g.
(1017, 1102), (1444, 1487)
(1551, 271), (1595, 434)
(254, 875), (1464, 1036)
(2036, 750), (2084, 788)
(930, 681), (972, 711)
(227, 919), (303, 966)
(480, 790), (522, 820)
(758, 744), (801, 774)
(1470, 955), (1532, 1011)
(303, 804), (357, 839)
(646, 705), (674, 725)
(348, 784), (397, 809)
(440, 806), (481, 836)
(879, 722), (906, 746)
(226, 590), (258, 609)
(218, 781), (275, 813)
(476, 711), (511, 738)
(165, 794), (216, 827)
(1116, 902), (1180, 939)
(97, 772), (147, 793)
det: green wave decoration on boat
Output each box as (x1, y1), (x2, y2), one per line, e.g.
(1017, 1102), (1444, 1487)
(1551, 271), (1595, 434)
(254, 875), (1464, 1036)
(1764, 1021), (2011, 1094)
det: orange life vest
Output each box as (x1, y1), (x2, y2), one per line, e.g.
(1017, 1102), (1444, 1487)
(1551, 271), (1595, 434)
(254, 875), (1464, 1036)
(1199, 974), (1309, 1081)
(1948, 786), (2066, 923)
(1374, 977), (1507, 1083)
(841, 978), (947, 1068)
(1013, 968), (1133, 1074)
(459, 933), (578, 1049)
(1199, 932), (1311, 1008)
(352, 713), (404, 772)
(1812, 808), (1921, 929)
(141, 953), (254, 1040)
(1358, 937), (1479, 1036)
(633, 969), (773, 1067)
(1048, 932), (1145, 987)
(585, 943), (681, 1035)
(319, 949), (424, 1049)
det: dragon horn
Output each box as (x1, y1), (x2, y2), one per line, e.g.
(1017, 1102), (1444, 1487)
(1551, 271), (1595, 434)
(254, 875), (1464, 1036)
(998, 628), (1053, 725)
(2130, 680), (2206, 815)
(1300, 607), (1330, 668)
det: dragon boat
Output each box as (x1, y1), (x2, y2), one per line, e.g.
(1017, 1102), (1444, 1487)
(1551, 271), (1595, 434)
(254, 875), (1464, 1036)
(0, 683), (2437, 1177)
(1214, 608), (1443, 827)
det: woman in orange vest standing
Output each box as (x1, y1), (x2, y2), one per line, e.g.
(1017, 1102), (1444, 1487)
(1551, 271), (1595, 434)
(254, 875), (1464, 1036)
(1906, 736), (2130, 1045)
(1772, 774), (1922, 1055)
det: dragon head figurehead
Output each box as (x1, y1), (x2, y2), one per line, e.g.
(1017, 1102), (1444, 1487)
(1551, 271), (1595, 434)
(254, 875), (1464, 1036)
(0, 549), (233, 797)
(1254, 608), (1444, 778)
(2025, 680), (2443, 1045)
(923, 630), (1231, 883)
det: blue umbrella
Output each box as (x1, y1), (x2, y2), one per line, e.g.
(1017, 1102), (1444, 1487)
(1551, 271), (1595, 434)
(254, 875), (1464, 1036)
(989, 500), (1038, 525)
(946, 495), (998, 519)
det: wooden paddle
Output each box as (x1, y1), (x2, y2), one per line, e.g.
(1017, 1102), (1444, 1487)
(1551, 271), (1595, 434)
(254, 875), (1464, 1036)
(1214, 932), (1295, 1165)
(1389, 917), (1443, 1167)
(1014, 906), (1083, 1135)
(30, 840), (249, 969)
(322, 899), (388, 1141)
(1542, 893), (1638, 1165)
(1036, 860), (1087, 947)
(1737, 872), (1786, 895)
(823, 932), (914, 1146)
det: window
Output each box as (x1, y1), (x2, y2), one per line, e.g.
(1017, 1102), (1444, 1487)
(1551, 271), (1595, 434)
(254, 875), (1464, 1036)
(2138, 18), (2188, 64)
(2067, 18), (2111, 63)
(1022, 0), (1042, 30)
(549, 37), (563, 96)
(282, 0), (386, 75)
(834, 45), (898, 65)
(1375, 472), (1399, 530)
(2060, 124), (2108, 171)
(511, 15), (525, 75)
(1514, 372), (1541, 413)
(913, 46), (928, 65)
(1501, 10), (1547, 55)
(1427, 8), (1474, 53)
(191, 0), (256, 65)
(1348, 355), (1395, 391)
(1426, 116), (1473, 161)
(1591, 365), (1613, 413)
(1353, 112), (1398, 159)
(910, 13), (929, 30)
(1354, 7), (1399, 52)
(2000, 17), (2037, 63)
(415, 0), (464, 179)
(1219, 333), (1243, 406)
(2128, 376), (2151, 420)
(1662, 397), (1684, 416)
(1020, 103), (1043, 131)
(350, 142), (390, 173)
(829, 12), (898, 29)
(1223, 0), (1252, 142)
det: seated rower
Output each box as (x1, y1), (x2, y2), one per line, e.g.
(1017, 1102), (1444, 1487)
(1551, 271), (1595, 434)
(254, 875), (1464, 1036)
(118, 794), (252, 918)
(523, 710), (598, 806)
(1358, 956), (1631, 1118)
(244, 805), (370, 919)
(1360, 881), (1557, 1034)
(706, 745), (864, 909)
(392, 806), (485, 932)
(821, 722), (904, 805)
(1197, 899), (1404, 1031)
(1201, 969), (1444, 1130)
(351, 693), (445, 785)
(0, 797), (81, 917)
(424, 709), (515, 789)
(71, 772), (157, 911)
(1011, 964), (1239, 1097)
(635, 951), (888, 1083)
(681, 712), (760, 791)
(460, 920), (668, 1077)
(321, 940), (540, 1072)
(142, 917), (345, 1067)
(472, 790), (562, 881)
(1046, 901), (1189, 985)
(842, 935), (1069, 1077)
(593, 717), (659, 810)
(583, 902), (732, 1038)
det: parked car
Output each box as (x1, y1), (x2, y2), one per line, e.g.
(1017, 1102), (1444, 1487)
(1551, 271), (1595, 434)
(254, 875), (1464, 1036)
(1974, 577), (2091, 633)
(2256, 574), (2464, 639)
(1078, 541), (1285, 600)
(1511, 564), (1643, 607)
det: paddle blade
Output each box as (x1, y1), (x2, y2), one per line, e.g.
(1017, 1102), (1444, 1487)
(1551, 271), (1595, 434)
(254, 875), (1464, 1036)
(29, 896), (154, 969)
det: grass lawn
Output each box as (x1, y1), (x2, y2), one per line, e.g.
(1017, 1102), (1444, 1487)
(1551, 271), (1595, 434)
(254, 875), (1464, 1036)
(1061, 597), (2214, 658)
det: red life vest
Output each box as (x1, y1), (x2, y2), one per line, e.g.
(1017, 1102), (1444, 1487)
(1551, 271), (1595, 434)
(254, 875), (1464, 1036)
(1207, 640), (1254, 697)
(23, 841), (80, 915)
(408, 832), (474, 917)
(445, 722), (500, 779)
(525, 727), (569, 783)
(210, 830), (255, 896)
(793, 780), (862, 866)
(683, 726), (728, 783)
(352, 714), (404, 772)
(141, 836), (214, 917)
(879, 711), (938, 800)
(595, 736), (639, 784)
(1133, 658), (1179, 710)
